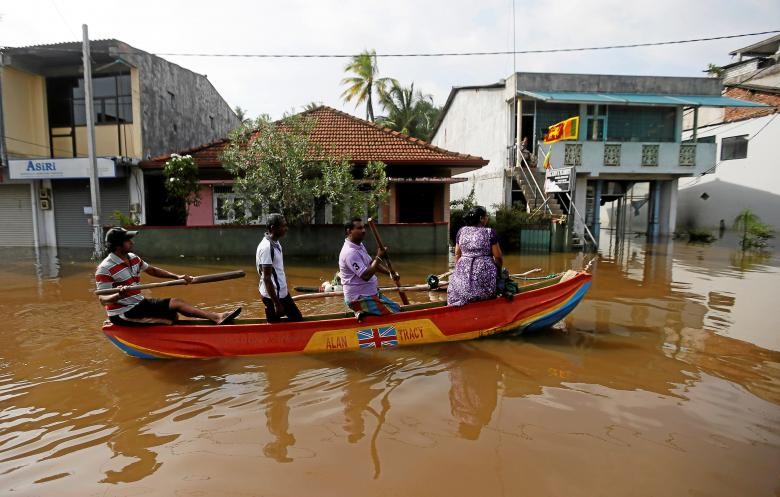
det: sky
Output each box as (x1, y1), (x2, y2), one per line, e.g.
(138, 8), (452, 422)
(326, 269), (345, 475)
(1, 0), (778, 120)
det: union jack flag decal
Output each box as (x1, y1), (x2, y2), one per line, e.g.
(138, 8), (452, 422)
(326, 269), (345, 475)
(357, 326), (398, 348)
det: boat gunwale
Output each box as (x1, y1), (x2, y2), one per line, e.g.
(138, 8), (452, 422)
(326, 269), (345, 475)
(102, 272), (585, 333)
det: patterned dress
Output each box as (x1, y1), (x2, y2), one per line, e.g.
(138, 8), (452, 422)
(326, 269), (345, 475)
(447, 226), (499, 307)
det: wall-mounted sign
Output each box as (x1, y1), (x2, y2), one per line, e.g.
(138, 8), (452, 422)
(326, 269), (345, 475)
(544, 166), (573, 193)
(9, 158), (117, 180)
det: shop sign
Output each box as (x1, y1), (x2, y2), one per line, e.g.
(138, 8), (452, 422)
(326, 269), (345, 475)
(9, 158), (116, 179)
(544, 167), (573, 193)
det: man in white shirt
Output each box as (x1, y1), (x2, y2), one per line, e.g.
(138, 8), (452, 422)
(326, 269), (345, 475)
(256, 214), (303, 323)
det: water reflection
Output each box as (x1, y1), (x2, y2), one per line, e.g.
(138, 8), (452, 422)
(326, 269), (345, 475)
(0, 235), (778, 496)
(443, 346), (499, 441)
(262, 363), (298, 463)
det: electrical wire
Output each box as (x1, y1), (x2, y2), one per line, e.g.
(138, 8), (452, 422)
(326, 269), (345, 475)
(746, 112), (778, 141)
(2, 134), (77, 157)
(2, 30), (778, 58)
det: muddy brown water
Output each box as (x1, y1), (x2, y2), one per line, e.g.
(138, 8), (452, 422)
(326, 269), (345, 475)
(0, 233), (778, 496)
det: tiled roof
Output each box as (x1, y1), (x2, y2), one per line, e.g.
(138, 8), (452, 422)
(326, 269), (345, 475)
(141, 106), (488, 169)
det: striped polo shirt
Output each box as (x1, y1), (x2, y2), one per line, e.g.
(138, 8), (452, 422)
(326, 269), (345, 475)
(95, 252), (149, 316)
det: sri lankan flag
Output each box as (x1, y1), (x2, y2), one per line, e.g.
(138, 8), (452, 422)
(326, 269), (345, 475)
(543, 116), (579, 144)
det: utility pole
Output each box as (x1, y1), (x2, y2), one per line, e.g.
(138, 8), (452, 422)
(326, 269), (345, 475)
(82, 24), (102, 258)
(0, 53), (8, 183)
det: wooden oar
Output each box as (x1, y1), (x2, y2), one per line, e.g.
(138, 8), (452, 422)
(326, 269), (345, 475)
(94, 270), (246, 295)
(508, 268), (542, 279)
(366, 218), (410, 305)
(293, 281), (448, 301)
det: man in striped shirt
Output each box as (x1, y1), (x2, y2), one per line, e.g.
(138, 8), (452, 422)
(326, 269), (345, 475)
(96, 227), (241, 325)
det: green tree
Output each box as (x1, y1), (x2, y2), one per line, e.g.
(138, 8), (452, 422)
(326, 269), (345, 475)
(303, 101), (323, 112)
(376, 81), (441, 140)
(234, 106), (251, 124)
(706, 63), (724, 78)
(734, 208), (774, 250)
(163, 154), (201, 216)
(220, 114), (389, 225)
(340, 49), (396, 122)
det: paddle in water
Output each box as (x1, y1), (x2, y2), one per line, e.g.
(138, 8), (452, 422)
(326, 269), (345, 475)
(366, 218), (410, 305)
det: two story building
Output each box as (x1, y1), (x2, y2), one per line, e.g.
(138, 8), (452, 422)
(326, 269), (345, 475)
(0, 39), (239, 248)
(431, 72), (765, 246)
(678, 35), (780, 230)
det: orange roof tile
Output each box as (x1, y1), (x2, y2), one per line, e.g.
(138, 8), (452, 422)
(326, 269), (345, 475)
(141, 106), (487, 169)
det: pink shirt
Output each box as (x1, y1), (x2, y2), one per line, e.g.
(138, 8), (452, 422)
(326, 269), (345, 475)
(339, 239), (378, 302)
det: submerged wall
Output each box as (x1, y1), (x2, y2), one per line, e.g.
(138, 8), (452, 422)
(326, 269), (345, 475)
(131, 223), (449, 258)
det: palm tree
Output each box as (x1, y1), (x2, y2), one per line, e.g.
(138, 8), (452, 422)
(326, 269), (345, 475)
(303, 101), (323, 112)
(376, 81), (441, 140)
(340, 50), (395, 122)
(734, 208), (773, 249)
(234, 106), (251, 125)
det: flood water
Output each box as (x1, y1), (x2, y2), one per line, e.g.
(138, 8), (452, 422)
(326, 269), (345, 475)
(1, 233), (778, 497)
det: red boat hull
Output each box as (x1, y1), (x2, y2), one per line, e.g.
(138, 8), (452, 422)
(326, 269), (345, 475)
(102, 271), (592, 359)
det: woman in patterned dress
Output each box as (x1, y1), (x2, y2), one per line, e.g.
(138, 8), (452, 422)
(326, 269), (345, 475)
(447, 206), (504, 307)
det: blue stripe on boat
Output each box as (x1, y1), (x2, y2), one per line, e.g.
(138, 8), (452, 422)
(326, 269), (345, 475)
(105, 334), (162, 359)
(518, 281), (591, 333)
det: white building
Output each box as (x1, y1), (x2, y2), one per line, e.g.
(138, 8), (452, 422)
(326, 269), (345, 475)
(431, 72), (765, 247)
(678, 35), (780, 230)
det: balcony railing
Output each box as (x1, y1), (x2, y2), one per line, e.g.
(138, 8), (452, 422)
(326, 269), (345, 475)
(539, 142), (716, 176)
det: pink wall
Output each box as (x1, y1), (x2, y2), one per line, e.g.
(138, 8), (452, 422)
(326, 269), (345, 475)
(187, 185), (214, 226)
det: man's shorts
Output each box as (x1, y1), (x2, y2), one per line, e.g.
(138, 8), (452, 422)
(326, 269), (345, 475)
(347, 292), (401, 316)
(109, 298), (177, 326)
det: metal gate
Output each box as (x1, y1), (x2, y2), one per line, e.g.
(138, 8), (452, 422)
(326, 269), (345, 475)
(518, 224), (551, 253)
(53, 179), (130, 247)
(0, 184), (34, 247)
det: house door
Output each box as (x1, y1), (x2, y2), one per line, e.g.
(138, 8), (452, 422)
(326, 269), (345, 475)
(397, 184), (435, 223)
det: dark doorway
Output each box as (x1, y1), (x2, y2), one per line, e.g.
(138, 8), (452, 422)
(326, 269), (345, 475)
(397, 184), (434, 223)
(144, 175), (187, 226)
(521, 115), (535, 153)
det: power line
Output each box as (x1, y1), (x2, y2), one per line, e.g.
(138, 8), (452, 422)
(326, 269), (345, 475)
(140, 30), (780, 58)
(3, 134), (82, 157)
(3, 30), (778, 59)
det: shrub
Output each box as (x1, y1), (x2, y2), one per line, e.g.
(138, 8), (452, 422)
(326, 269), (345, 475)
(687, 228), (715, 244)
(111, 210), (135, 228)
(163, 154), (201, 211)
(492, 205), (552, 251)
(449, 184), (476, 244)
(734, 209), (774, 250)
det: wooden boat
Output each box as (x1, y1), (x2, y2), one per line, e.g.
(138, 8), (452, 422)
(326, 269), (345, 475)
(102, 270), (592, 359)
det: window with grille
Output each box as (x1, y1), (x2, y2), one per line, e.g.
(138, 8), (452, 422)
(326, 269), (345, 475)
(720, 135), (748, 160)
(605, 105), (676, 142)
(212, 185), (264, 225)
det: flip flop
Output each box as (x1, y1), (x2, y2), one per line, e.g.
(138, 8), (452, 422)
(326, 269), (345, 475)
(217, 307), (242, 325)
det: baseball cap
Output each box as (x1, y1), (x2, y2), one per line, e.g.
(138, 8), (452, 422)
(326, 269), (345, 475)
(105, 227), (138, 247)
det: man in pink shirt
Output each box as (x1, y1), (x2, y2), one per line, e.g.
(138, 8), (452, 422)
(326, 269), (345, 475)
(338, 217), (400, 319)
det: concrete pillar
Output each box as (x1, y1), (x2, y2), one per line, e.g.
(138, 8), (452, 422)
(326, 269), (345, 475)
(647, 180), (661, 239)
(30, 179), (58, 248)
(388, 184), (398, 223)
(592, 179), (602, 243)
(444, 184), (451, 224)
(572, 175), (588, 237)
(129, 167), (146, 225)
(658, 178), (678, 236)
